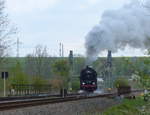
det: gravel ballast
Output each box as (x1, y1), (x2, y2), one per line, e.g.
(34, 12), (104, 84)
(0, 97), (120, 115)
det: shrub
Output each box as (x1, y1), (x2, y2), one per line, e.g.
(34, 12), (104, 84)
(52, 60), (70, 89)
(31, 76), (48, 91)
(50, 76), (64, 90)
(72, 80), (80, 91)
(9, 62), (29, 85)
(114, 77), (129, 88)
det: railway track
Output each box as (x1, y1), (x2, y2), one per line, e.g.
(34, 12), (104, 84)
(0, 89), (144, 111)
(0, 94), (60, 101)
(0, 92), (81, 102)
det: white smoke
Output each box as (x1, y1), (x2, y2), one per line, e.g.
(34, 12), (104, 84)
(85, 0), (150, 61)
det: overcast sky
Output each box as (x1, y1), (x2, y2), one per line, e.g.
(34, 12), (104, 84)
(5, 0), (146, 57)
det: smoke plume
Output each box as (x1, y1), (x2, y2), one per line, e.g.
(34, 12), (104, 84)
(85, 0), (150, 61)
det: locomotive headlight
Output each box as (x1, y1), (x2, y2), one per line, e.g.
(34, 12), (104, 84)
(92, 82), (95, 85)
(82, 82), (85, 85)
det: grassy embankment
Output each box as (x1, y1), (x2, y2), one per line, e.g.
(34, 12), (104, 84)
(102, 97), (150, 115)
(82, 97), (149, 115)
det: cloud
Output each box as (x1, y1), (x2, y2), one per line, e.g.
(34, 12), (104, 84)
(87, 0), (99, 5)
(6, 0), (59, 13)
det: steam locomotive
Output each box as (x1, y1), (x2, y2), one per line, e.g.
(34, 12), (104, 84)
(80, 66), (97, 92)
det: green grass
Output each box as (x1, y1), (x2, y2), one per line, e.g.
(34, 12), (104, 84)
(102, 97), (149, 115)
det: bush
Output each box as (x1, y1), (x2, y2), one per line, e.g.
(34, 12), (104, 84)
(114, 77), (129, 88)
(31, 77), (48, 91)
(72, 80), (80, 91)
(32, 77), (47, 85)
(52, 60), (70, 89)
(50, 76), (64, 90)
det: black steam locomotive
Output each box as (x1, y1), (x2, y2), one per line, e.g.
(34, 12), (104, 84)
(80, 66), (97, 92)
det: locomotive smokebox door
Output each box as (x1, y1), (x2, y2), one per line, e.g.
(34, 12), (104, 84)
(1, 72), (9, 79)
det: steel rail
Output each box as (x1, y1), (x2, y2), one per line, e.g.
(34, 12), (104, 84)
(0, 93), (81, 102)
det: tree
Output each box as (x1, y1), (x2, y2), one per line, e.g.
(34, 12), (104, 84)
(0, 0), (16, 65)
(124, 57), (150, 89)
(72, 80), (80, 91)
(50, 76), (64, 90)
(114, 77), (129, 88)
(73, 57), (85, 75)
(31, 76), (48, 91)
(25, 45), (51, 78)
(52, 59), (70, 89)
(9, 62), (29, 85)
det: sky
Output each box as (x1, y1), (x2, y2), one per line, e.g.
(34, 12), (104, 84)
(5, 0), (147, 57)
